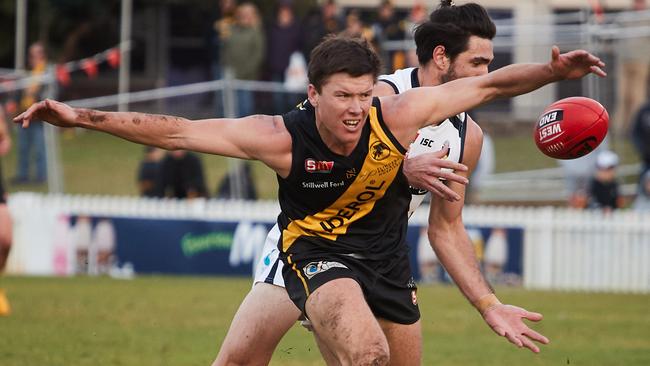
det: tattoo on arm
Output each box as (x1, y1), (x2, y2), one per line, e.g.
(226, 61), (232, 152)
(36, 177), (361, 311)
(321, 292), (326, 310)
(77, 109), (107, 124)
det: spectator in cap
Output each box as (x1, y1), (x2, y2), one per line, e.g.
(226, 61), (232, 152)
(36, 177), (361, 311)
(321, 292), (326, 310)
(587, 150), (624, 211)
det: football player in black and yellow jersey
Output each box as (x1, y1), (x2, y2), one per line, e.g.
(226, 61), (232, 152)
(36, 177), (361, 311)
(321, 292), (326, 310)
(16, 28), (605, 366)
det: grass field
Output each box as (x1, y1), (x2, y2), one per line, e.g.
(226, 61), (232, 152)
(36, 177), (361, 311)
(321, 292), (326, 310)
(1, 276), (648, 366)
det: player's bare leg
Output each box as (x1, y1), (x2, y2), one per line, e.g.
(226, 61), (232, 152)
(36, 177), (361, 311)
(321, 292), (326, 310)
(0, 203), (12, 316)
(307, 278), (390, 366)
(310, 325), (340, 365)
(212, 282), (300, 366)
(311, 307), (422, 365)
(378, 318), (422, 366)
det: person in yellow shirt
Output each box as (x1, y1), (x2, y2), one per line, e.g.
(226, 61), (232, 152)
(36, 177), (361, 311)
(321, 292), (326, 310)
(13, 42), (50, 184)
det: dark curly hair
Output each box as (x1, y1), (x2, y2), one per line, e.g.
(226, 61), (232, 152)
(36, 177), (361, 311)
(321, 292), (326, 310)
(414, 2), (496, 65)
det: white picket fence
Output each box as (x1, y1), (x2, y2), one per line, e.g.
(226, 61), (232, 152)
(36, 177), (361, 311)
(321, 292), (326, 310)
(7, 192), (650, 293)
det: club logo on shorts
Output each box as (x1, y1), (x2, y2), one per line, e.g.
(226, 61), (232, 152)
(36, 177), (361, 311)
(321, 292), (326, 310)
(370, 141), (391, 161)
(303, 261), (348, 279)
(411, 289), (418, 305)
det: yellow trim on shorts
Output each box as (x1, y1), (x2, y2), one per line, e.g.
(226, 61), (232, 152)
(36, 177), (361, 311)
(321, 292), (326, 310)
(288, 255), (310, 297)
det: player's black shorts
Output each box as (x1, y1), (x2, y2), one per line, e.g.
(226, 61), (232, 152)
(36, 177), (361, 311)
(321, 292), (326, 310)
(282, 250), (420, 325)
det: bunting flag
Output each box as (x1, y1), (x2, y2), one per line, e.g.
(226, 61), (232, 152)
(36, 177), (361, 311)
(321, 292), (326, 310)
(56, 64), (71, 86)
(107, 48), (121, 69)
(0, 43), (129, 94)
(81, 58), (99, 78)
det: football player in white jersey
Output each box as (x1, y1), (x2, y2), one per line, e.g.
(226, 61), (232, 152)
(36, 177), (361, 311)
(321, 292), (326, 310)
(214, 2), (547, 365)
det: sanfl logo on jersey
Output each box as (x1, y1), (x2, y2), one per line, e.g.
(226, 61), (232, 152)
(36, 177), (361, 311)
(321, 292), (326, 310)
(305, 158), (334, 173)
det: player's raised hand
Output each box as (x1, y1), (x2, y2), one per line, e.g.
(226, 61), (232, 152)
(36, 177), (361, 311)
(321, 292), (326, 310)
(403, 144), (469, 202)
(550, 45), (607, 80)
(482, 303), (550, 353)
(13, 99), (78, 129)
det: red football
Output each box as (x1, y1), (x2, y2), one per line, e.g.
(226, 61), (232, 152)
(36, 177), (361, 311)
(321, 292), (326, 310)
(534, 96), (609, 160)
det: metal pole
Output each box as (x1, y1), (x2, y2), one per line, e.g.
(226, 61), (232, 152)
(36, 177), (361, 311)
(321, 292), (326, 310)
(44, 70), (64, 193)
(222, 69), (244, 199)
(15, 0), (27, 71)
(118, 0), (132, 112)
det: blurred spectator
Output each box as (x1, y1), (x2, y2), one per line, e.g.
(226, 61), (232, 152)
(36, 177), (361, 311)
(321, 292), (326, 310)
(0, 105), (12, 316)
(613, 0), (650, 137)
(403, 2), (429, 68)
(266, 1), (302, 114)
(211, 0), (237, 117)
(559, 150), (600, 207)
(216, 161), (258, 200)
(587, 150), (624, 211)
(221, 2), (265, 117)
(341, 9), (366, 39)
(633, 171), (650, 211)
(568, 188), (589, 209)
(137, 146), (164, 198)
(159, 150), (208, 199)
(631, 98), (650, 182)
(301, 0), (343, 62)
(211, 0), (237, 80)
(371, 0), (405, 71)
(283, 49), (309, 94)
(467, 131), (495, 203)
(13, 42), (55, 184)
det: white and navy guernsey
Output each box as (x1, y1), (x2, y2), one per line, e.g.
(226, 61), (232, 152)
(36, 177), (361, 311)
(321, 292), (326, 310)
(277, 98), (411, 262)
(379, 67), (469, 215)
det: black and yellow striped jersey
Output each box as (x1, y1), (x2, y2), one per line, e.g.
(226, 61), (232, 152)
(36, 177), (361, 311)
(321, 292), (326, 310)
(277, 98), (411, 261)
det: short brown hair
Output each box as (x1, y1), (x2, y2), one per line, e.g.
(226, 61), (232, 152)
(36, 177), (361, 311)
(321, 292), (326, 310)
(308, 35), (382, 92)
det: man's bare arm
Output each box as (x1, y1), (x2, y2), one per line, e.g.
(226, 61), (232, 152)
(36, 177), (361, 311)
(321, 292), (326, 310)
(427, 120), (549, 353)
(13, 100), (292, 176)
(383, 47), (606, 144)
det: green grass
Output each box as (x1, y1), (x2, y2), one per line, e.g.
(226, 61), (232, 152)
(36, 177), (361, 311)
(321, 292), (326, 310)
(1, 127), (640, 197)
(1, 276), (648, 365)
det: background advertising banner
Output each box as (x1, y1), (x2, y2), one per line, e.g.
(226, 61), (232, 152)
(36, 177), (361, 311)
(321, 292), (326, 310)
(58, 216), (523, 284)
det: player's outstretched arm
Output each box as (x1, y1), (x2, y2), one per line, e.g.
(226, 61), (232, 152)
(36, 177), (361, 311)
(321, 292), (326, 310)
(426, 121), (549, 353)
(13, 99), (292, 175)
(383, 46), (606, 142)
